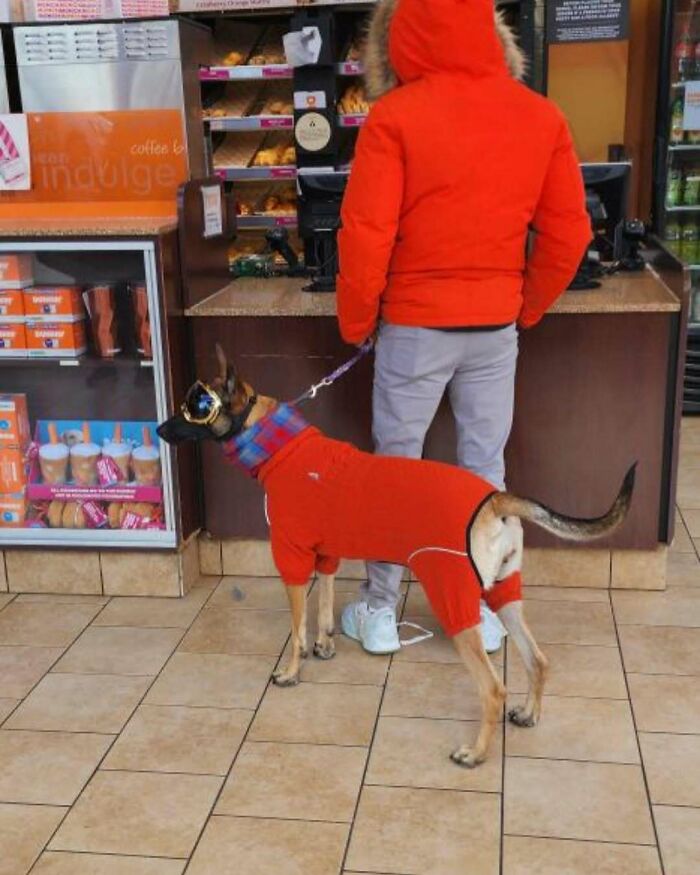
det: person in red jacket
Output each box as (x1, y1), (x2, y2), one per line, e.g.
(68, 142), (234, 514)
(337, 0), (591, 655)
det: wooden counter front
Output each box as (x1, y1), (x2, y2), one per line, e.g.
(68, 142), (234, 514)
(189, 263), (686, 551)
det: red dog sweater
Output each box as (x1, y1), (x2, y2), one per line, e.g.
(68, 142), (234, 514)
(223, 404), (522, 636)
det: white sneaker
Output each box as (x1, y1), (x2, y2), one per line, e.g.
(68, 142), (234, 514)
(341, 601), (401, 654)
(481, 603), (507, 654)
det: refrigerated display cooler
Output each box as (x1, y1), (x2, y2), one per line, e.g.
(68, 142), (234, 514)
(0, 236), (196, 548)
(655, 0), (700, 410)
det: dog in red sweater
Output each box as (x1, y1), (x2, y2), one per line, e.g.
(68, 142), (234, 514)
(158, 346), (635, 768)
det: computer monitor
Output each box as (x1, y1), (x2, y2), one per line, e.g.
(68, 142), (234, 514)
(581, 161), (631, 261)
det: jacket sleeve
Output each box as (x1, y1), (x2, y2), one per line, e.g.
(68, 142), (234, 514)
(337, 101), (404, 345)
(519, 119), (592, 329)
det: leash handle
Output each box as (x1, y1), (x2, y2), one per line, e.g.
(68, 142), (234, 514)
(292, 338), (374, 405)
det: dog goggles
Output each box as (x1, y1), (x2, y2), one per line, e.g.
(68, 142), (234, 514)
(181, 381), (223, 426)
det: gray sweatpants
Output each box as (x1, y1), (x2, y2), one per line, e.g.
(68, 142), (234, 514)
(361, 323), (519, 611)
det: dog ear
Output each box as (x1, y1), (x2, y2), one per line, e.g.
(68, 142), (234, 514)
(215, 343), (237, 396)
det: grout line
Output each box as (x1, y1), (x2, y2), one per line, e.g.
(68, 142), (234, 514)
(609, 588), (667, 875)
(503, 831), (657, 848)
(25, 583), (220, 873)
(652, 801), (700, 810)
(37, 847), (188, 861)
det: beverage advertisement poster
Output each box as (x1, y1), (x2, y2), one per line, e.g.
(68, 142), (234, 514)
(0, 115), (31, 192)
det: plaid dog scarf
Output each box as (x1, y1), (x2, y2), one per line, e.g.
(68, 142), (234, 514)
(221, 403), (310, 478)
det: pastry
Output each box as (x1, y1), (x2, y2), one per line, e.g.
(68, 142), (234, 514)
(253, 147), (278, 167)
(223, 50), (244, 66)
(279, 145), (296, 165)
(265, 99), (293, 116)
(48, 500), (64, 528)
(62, 501), (86, 529)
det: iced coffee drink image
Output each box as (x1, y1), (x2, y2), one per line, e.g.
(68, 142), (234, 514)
(103, 423), (131, 483)
(39, 423), (69, 485)
(132, 427), (161, 486)
(70, 422), (101, 487)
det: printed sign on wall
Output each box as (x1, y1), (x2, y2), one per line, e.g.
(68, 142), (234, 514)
(0, 115), (31, 191)
(547, 0), (629, 44)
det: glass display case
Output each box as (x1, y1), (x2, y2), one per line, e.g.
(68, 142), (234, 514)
(0, 239), (177, 547)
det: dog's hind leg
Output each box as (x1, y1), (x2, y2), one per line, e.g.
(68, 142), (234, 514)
(273, 583), (308, 687)
(497, 601), (548, 727)
(450, 627), (506, 768)
(313, 574), (336, 660)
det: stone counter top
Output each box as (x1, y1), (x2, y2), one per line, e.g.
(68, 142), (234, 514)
(186, 266), (680, 318)
(0, 217), (178, 238)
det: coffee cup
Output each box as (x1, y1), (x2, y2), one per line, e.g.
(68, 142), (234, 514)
(103, 423), (131, 484)
(39, 422), (69, 485)
(70, 422), (100, 487)
(131, 427), (161, 486)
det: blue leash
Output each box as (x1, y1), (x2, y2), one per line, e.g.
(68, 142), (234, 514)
(292, 338), (374, 404)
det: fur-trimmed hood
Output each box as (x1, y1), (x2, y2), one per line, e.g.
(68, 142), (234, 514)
(364, 0), (527, 100)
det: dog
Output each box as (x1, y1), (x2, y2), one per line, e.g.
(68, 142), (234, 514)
(158, 345), (635, 767)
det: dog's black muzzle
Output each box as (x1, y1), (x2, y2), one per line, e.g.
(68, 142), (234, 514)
(157, 414), (213, 445)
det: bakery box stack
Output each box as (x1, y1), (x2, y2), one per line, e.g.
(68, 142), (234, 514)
(0, 393), (30, 528)
(0, 257), (87, 358)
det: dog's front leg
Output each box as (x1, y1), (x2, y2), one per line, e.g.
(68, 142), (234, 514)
(313, 574), (336, 660)
(497, 601), (548, 727)
(450, 627), (506, 768)
(273, 583), (308, 687)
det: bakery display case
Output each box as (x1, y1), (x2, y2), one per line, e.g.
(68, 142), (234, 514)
(0, 239), (179, 548)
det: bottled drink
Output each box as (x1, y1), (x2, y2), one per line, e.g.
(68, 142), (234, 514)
(685, 168), (700, 205)
(671, 97), (685, 145)
(667, 167), (684, 207)
(665, 220), (682, 253)
(681, 220), (699, 263)
(676, 29), (694, 81)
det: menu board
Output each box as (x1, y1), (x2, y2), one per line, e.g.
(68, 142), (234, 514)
(547, 0), (629, 44)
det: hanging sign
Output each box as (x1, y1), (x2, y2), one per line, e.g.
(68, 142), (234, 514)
(547, 0), (629, 44)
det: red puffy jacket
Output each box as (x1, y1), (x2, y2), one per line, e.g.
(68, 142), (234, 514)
(337, 0), (592, 344)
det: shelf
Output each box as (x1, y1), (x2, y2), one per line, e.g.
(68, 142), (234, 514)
(337, 113), (367, 128)
(0, 356), (153, 369)
(215, 166), (297, 181)
(207, 115), (293, 131)
(669, 144), (700, 151)
(237, 215), (297, 229)
(666, 205), (700, 212)
(200, 61), (363, 81)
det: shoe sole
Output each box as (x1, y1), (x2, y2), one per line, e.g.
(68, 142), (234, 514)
(341, 622), (400, 655)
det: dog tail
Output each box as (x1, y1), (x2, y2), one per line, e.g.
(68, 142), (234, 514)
(490, 464), (637, 542)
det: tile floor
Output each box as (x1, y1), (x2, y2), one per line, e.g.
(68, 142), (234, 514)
(3, 420), (700, 874)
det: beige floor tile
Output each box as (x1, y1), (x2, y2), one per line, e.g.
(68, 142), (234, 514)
(5, 673), (149, 733)
(502, 836), (661, 875)
(221, 539), (277, 577)
(680, 508), (700, 538)
(522, 585), (610, 603)
(217, 741), (366, 821)
(0, 803), (66, 875)
(50, 770), (221, 858)
(366, 715), (502, 792)
(613, 587), (700, 627)
(103, 705), (250, 775)
(5, 549), (102, 595)
(639, 732), (700, 806)
(145, 652), (274, 709)
(0, 645), (63, 698)
(187, 815), (348, 875)
(670, 520), (694, 553)
(347, 785), (500, 875)
(611, 547), (667, 590)
(618, 625), (700, 675)
(15, 593), (109, 605)
(0, 700), (17, 723)
(93, 588), (211, 629)
(504, 758), (655, 844)
(280, 633), (390, 686)
(394, 615), (475, 665)
(522, 548), (610, 588)
(178, 608), (290, 656)
(654, 804), (700, 875)
(505, 696), (639, 763)
(382, 661), (493, 721)
(522, 600), (616, 646)
(0, 593), (14, 610)
(628, 673), (700, 733)
(506, 643), (627, 699)
(250, 681), (381, 745)
(198, 536), (222, 578)
(0, 602), (100, 647)
(54, 627), (182, 676)
(0, 730), (111, 805)
(208, 577), (290, 611)
(676, 468), (700, 509)
(33, 853), (186, 875)
(666, 551), (700, 587)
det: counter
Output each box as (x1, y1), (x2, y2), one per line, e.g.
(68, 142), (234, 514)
(188, 258), (687, 584)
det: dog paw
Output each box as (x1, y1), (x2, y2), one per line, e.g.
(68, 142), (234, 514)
(313, 640), (336, 660)
(450, 747), (484, 769)
(272, 670), (300, 687)
(508, 706), (536, 728)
